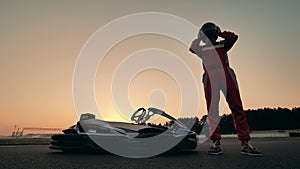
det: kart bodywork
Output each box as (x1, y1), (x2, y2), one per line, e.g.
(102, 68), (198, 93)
(49, 107), (198, 153)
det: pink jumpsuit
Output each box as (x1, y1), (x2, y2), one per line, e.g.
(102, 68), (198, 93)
(191, 31), (250, 145)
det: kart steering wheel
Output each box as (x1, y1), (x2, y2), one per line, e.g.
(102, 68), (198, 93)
(131, 107), (154, 124)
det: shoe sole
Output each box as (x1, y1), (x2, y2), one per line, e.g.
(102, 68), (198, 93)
(241, 151), (262, 156)
(208, 151), (223, 155)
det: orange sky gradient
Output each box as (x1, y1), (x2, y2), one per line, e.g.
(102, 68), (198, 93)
(0, 1), (299, 135)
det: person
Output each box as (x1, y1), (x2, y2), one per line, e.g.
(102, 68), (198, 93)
(189, 22), (262, 156)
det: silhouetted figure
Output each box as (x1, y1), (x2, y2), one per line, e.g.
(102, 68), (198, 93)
(190, 22), (262, 156)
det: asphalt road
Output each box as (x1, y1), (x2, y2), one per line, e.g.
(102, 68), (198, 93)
(0, 138), (299, 169)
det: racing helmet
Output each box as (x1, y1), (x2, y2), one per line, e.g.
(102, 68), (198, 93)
(199, 22), (219, 43)
(201, 22), (218, 33)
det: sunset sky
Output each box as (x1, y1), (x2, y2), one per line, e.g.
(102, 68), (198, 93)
(0, 0), (299, 135)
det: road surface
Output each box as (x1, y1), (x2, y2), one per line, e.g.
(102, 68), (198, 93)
(0, 138), (299, 169)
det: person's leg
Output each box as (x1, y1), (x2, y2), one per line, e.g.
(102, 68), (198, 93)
(203, 72), (223, 155)
(225, 68), (250, 145)
(203, 72), (221, 143)
(225, 69), (262, 156)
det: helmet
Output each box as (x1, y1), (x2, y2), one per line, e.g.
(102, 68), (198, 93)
(199, 22), (219, 43)
(201, 22), (218, 33)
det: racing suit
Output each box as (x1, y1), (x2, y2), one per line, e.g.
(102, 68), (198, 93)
(190, 31), (250, 145)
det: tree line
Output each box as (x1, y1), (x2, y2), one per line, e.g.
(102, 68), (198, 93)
(157, 107), (300, 134)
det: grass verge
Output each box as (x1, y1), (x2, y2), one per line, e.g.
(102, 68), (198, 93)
(0, 138), (50, 146)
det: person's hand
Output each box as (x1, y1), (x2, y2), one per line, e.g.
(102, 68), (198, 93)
(198, 30), (204, 39)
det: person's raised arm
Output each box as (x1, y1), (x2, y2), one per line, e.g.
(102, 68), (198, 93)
(189, 38), (202, 58)
(219, 31), (238, 51)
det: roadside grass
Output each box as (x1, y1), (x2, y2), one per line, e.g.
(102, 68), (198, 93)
(0, 138), (50, 146)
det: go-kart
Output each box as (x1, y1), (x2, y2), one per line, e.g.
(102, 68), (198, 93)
(49, 107), (198, 154)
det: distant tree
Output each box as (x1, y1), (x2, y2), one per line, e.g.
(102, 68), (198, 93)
(246, 107), (300, 131)
(220, 114), (235, 134)
(160, 107), (300, 134)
